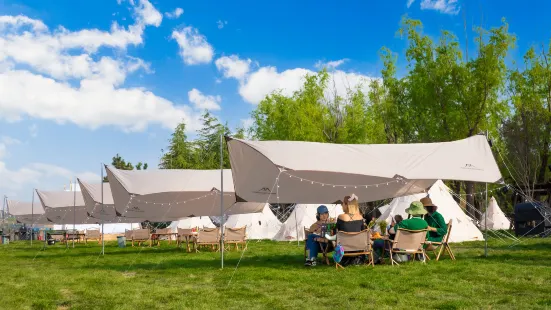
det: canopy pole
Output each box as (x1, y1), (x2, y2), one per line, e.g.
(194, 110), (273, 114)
(2, 195), (6, 240)
(484, 130), (489, 258)
(31, 189), (35, 246)
(101, 163), (105, 256)
(220, 134), (224, 269)
(294, 205), (299, 246)
(73, 177), (76, 249)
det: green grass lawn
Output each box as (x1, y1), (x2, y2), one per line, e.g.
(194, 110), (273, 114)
(1, 238), (550, 310)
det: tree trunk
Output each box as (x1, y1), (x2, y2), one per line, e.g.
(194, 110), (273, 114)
(451, 181), (461, 204)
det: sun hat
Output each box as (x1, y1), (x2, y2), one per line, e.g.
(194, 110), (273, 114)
(420, 197), (436, 207)
(405, 201), (427, 215)
(317, 205), (329, 214)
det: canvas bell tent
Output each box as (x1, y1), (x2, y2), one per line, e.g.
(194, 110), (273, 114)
(273, 204), (343, 241)
(481, 197), (511, 230)
(225, 204), (282, 240)
(378, 181), (483, 242)
(6, 199), (51, 225)
(169, 216), (215, 231)
(226, 135), (502, 204)
(105, 166), (265, 221)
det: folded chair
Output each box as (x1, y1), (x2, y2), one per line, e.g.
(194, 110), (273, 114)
(390, 228), (428, 266)
(425, 220), (455, 261)
(124, 230), (134, 246)
(130, 228), (150, 247)
(194, 228), (220, 252)
(177, 228), (195, 252)
(85, 229), (101, 244)
(335, 229), (374, 269)
(224, 226), (247, 251)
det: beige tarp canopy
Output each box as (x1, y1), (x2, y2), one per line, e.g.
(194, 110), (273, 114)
(36, 190), (100, 225)
(226, 135), (502, 204)
(6, 199), (51, 225)
(78, 179), (145, 223)
(105, 166), (265, 220)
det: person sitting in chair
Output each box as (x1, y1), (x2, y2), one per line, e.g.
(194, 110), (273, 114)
(337, 194), (366, 233)
(389, 201), (429, 262)
(304, 205), (334, 266)
(421, 197), (447, 250)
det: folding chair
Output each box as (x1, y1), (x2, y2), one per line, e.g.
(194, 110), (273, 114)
(130, 229), (150, 247)
(151, 228), (172, 246)
(224, 226), (247, 251)
(66, 230), (80, 244)
(84, 229), (101, 244)
(194, 228), (220, 252)
(390, 228), (428, 266)
(124, 230), (134, 246)
(425, 220), (455, 261)
(335, 229), (374, 269)
(177, 228), (195, 252)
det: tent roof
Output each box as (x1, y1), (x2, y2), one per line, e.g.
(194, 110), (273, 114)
(227, 136), (502, 204)
(78, 180), (114, 205)
(36, 190), (85, 209)
(6, 200), (44, 215)
(106, 167), (233, 195)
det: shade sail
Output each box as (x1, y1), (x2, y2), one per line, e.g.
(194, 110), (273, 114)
(6, 200), (51, 225)
(226, 135), (502, 204)
(78, 179), (145, 223)
(36, 190), (100, 225)
(105, 166), (265, 220)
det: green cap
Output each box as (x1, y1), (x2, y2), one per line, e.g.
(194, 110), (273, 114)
(405, 201), (427, 216)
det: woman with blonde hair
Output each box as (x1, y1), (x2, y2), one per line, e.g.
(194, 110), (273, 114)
(337, 194), (365, 232)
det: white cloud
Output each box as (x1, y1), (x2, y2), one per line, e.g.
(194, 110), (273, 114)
(29, 124), (38, 138)
(165, 8), (184, 19)
(409, 0), (460, 15)
(1, 136), (21, 145)
(217, 20), (227, 29)
(0, 144), (6, 159)
(315, 59), (348, 70)
(215, 56), (375, 105)
(215, 55), (251, 80)
(188, 88), (221, 111)
(0, 161), (100, 197)
(172, 26), (214, 65)
(0, 1), (204, 132)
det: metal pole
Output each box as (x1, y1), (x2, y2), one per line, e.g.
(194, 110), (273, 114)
(220, 134), (224, 269)
(484, 130), (489, 258)
(31, 189), (35, 246)
(2, 195), (5, 240)
(73, 177), (76, 248)
(101, 164), (105, 256)
(294, 205), (299, 246)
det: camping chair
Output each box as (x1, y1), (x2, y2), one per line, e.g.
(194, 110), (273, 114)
(390, 229), (428, 266)
(84, 229), (101, 244)
(303, 227), (310, 260)
(130, 228), (150, 247)
(335, 229), (374, 269)
(177, 228), (195, 252)
(224, 226), (247, 251)
(124, 230), (134, 246)
(194, 228), (220, 252)
(425, 220), (455, 261)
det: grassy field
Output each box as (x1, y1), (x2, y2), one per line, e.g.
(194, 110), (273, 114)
(1, 237), (550, 310)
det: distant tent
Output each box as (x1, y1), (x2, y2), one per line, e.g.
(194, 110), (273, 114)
(481, 197), (511, 230)
(169, 216), (215, 231)
(273, 204), (343, 241)
(6, 200), (51, 225)
(378, 180), (483, 242)
(225, 204), (282, 240)
(378, 204), (390, 217)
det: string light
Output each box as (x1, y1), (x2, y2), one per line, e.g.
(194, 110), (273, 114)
(280, 171), (405, 189)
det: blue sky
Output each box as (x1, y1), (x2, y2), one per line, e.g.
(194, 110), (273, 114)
(1, 0), (550, 202)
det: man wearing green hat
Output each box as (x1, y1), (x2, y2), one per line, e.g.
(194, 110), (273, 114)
(390, 201), (429, 232)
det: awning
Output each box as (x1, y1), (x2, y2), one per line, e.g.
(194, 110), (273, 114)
(226, 135), (502, 203)
(36, 190), (100, 225)
(105, 166), (265, 220)
(6, 199), (51, 225)
(78, 179), (145, 223)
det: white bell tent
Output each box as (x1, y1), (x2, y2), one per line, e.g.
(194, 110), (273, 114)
(273, 204), (343, 241)
(481, 197), (511, 230)
(378, 180), (483, 242)
(169, 216), (215, 231)
(225, 204), (282, 240)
